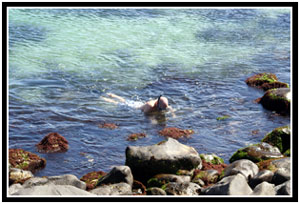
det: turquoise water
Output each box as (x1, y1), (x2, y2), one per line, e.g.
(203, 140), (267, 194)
(9, 8), (291, 178)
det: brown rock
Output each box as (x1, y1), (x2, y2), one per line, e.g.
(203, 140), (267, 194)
(159, 127), (194, 139)
(127, 133), (146, 141)
(9, 149), (46, 174)
(80, 171), (107, 191)
(36, 132), (69, 153)
(98, 123), (118, 129)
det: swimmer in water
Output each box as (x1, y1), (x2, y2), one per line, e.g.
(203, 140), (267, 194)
(101, 93), (176, 117)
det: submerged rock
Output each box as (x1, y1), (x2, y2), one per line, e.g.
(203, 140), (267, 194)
(229, 142), (283, 163)
(158, 127), (194, 139)
(257, 88), (290, 115)
(80, 171), (107, 191)
(261, 125), (290, 154)
(245, 73), (288, 91)
(9, 149), (46, 174)
(125, 138), (201, 182)
(98, 123), (118, 129)
(36, 132), (69, 153)
(127, 133), (147, 141)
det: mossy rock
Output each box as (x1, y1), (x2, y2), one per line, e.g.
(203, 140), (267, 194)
(200, 153), (224, 165)
(261, 125), (290, 154)
(80, 171), (107, 191)
(258, 88), (290, 115)
(229, 143), (283, 163)
(9, 149), (46, 174)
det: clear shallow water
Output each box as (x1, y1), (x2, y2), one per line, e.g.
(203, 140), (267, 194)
(8, 8), (291, 178)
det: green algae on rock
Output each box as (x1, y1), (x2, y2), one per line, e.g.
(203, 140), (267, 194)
(229, 143), (284, 163)
(261, 125), (290, 154)
(9, 149), (46, 174)
(200, 153), (224, 165)
(245, 73), (289, 91)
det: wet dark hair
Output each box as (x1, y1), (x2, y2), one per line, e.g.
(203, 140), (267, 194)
(157, 95), (163, 111)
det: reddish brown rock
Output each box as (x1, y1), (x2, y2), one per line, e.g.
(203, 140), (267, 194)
(80, 171), (107, 191)
(36, 132), (69, 153)
(127, 133), (147, 141)
(9, 149), (46, 173)
(158, 127), (194, 139)
(98, 123), (118, 129)
(261, 81), (289, 91)
(245, 73), (289, 91)
(200, 160), (228, 175)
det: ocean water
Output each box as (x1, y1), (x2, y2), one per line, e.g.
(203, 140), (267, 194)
(8, 8), (291, 178)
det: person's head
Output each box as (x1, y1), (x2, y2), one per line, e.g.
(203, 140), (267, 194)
(157, 95), (168, 111)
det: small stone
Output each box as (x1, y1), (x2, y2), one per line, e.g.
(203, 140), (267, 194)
(36, 132), (69, 153)
(146, 187), (167, 195)
(164, 182), (201, 195)
(200, 153), (224, 165)
(90, 183), (132, 195)
(9, 168), (33, 185)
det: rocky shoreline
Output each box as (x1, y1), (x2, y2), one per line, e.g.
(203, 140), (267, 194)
(8, 73), (291, 196)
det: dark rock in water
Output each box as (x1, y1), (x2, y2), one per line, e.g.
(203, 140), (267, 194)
(12, 184), (93, 196)
(127, 133), (147, 141)
(9, 149), (46, 174)
(257, 88), (290, 115)
(248, 170), (274, 189)
(245, 73), (288, 91)
(163, 182), (201, 195)
(125, 138), (201, 182)
(36, 132), (69, 153)
(91, 183), (132, 195)
(229, 142), (283, 163)
(200, 153), (224, 165)
(132, 180), (146, 195)
(146, 187), (167, 195)
(224, 159), (259, 181)
(261, 125), (290, 154)
(96, 166), (133, 187)
(158, 127), (194, 139)
(147, 174), (190, 188)
(98, 122), (118, 129)
(80, 171), (107, 191)
(275, 180), (290, 195)
(272, 168), (290, 186)
(251, 181), (276, 195)
(202, 173), (253, 195)
(9, 168), (33, 185)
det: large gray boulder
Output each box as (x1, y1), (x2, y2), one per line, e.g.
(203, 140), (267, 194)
(12, 184), (94, 196)
(248, 170), (274, 189)
(22, 174), (86, 190)
(202, 173), (253, 195)
(9, 184), (23, 195)
(251, 182), (276, 195)
(125, 138), (201, 182)
(224, 159), (259, 181)
(90, 183), (132, 195)
(96, 166), (133, 187)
